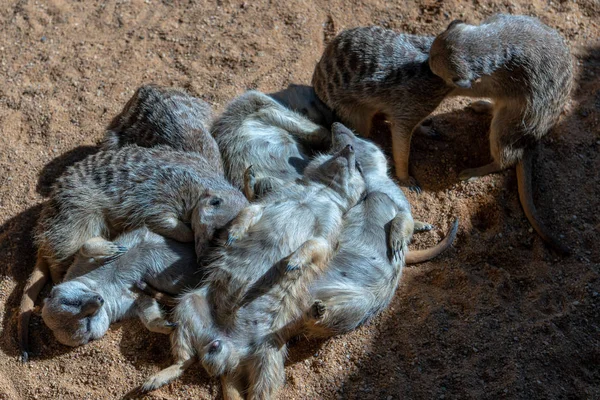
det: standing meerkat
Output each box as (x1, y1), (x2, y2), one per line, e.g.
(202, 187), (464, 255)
(429, 14), (573, 254)
(312, 26), (454, 191)
(103, 84), (222, 172)
(19, 146), (248, 362)
(140, 137), (367, 399)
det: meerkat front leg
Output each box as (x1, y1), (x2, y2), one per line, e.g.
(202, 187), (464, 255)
(243, 165), (282, 200)
(285, 237), (330, 272)
(226, 204), (264, 245)
(151, 215), (195, 243)
(389, 213), (414, 263)
(79, 237), (127, 260)
(259, 107), (330, 145)
(135, 295), (176, 335)
(272, 300), (327, 346)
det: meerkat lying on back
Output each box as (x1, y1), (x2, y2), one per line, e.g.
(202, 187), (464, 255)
(140, 133), (367, 399)
(19, 146), (247, 362)
(429, 14), (573, 253)
(312, 26), (454, 191)
(212, 90), (331, 199)
(103, 84), (223, 172)
(42, 227), (201, 347)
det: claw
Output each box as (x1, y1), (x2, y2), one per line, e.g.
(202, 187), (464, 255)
(286, 263), (300, 272)
(226, 235), (236, 246)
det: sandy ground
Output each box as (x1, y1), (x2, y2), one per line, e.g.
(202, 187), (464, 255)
(1, 0), (599, 399)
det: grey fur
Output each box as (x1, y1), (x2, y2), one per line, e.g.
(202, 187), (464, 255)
(41, 228), (202, 347)
(429, 14), (573, 253)
(211, 90), (331, 198)
(19, 145), (247, 361)
(103, 84), (222, 173)
(140, 139), (367, 399)
(312, 26), (453, 191)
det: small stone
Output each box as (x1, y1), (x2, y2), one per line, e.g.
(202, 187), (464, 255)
(41, 36), (47, 43)
(572, 301), (580, 306)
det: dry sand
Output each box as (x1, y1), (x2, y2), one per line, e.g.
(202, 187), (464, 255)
(0, 0), (599, 398)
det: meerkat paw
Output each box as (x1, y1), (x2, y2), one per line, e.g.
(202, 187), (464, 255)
(146, 318), (177, 335)
(310, 300), (326, 320)
(458, 168), (479, 182)
(140, 372), (171, 392)
(468, 100), (494, 114)
(413, 220), (434, 233)
(395, 175), (422, 194)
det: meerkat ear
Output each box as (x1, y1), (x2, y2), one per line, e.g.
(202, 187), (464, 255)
(452, 78), (472, 89)
(447, 19), (464, 30)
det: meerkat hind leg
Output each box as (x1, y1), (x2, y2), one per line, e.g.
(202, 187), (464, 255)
(458, 160), (503, 182)
(390, 122), (421, 193)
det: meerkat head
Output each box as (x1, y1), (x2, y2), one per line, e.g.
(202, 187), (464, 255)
(429, 19), (478, 89)
(200, 338), (240, 377)
(41, 281), (110, 347)
(192, 189), (248, 254)
(304, 130), (366, 205)
(331, 122), (388, 179)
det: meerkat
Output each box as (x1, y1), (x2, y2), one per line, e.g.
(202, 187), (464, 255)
(428, 14), (573, 254)
(312, 26), (454, 192)
(211, 90), (332, 199)
(103, 84), (223, 172)
(19, 145), (247, 362)
(41, 227), (202, 347)
(140, 135), (367, 399)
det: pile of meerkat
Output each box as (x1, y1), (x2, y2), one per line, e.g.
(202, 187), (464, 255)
(15, 12), (572, 400)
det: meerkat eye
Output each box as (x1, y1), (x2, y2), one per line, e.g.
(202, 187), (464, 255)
(209, 198), (222, 207)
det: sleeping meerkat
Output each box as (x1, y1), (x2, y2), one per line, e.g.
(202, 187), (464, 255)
(103, 84), (222, 172)
(19, 146), (247, 362)
(312, 26), (454, 192)
(41, 227), (202, 347)
(211, 90), (331, 199)
(429, 14), (573, 254)
(140, 130), (367, 399)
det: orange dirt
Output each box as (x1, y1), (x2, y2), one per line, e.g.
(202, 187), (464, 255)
(1, 0), (599, 399)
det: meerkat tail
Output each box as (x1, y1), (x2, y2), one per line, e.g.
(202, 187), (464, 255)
(18, 253), (51, 362)
(516, 152), (570, 255)
(405, 218), (459, 264)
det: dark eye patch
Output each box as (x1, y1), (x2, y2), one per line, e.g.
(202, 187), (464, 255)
(61, 298), (83, 307)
